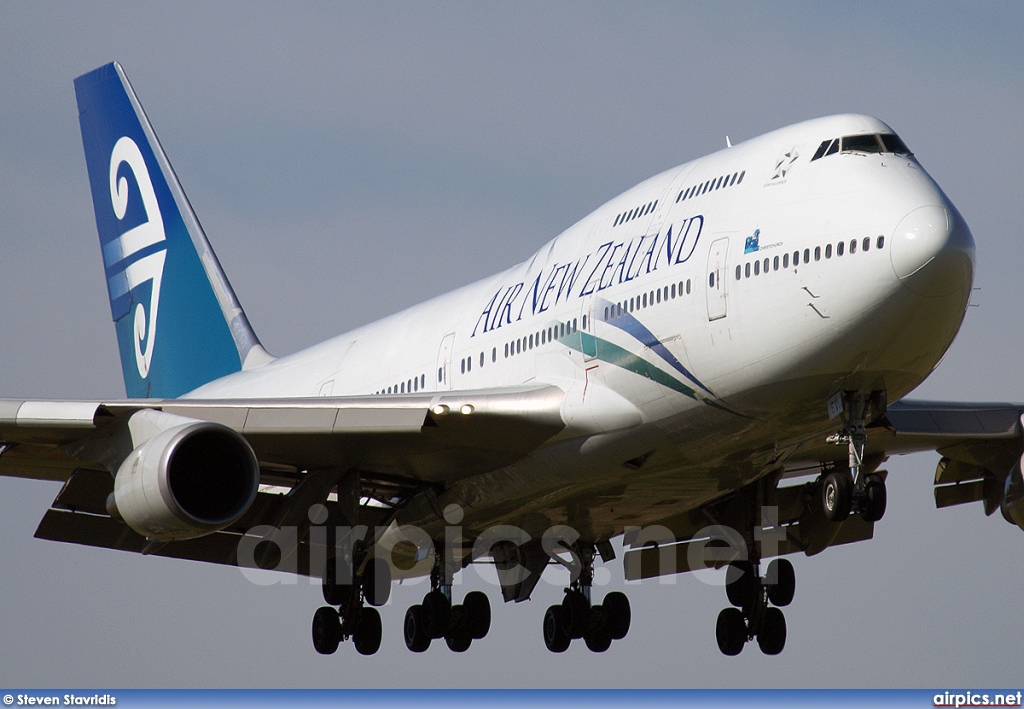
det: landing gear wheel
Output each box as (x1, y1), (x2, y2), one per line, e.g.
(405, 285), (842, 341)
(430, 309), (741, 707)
(822, 471), (853, 522)
(725, 561), (756, 610)
(603, 591), (631, 640)
(860, 474), (887, 522)
(463, 590), (491, 640)
(543, 605), (571, 653)
(322, 557), (352, 606)
(756, 607), (787, 655)
(562, 590), (589, 640)
(765, 558), (795, 607)
(422, 589), (452, 639)
(311, 606), (341, 655)
(363, 557), (392, 607)
(716, 607), (746, 656)
(444, 607), (473, 653)
(404, 604), (431, 652)
(584, 626), (612, 653)
(353, 607), (382, 656)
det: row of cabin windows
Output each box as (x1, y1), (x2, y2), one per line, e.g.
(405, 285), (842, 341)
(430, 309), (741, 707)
(676, 170), (745, 204)
(613, 199), (658, 228)
(734, 235), (886, 281)
(603, 278), (693, 321)
(504, 319), (579, 359)
(376, 373), (426, 395)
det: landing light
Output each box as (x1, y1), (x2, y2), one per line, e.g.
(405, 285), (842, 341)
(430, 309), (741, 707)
(432, 404), (449, 416)
(460, 404), (475, 415)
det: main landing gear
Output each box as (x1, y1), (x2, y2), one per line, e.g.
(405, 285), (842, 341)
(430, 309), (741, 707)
(312, 554), (391, 656)
(542, 544), (631, 653)
(403, 548), (493, 653)
(716, 558), (794, 656)
(821, 393), (888, 524)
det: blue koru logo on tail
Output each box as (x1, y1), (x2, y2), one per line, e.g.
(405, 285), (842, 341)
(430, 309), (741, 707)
(105, 136), (167, 379)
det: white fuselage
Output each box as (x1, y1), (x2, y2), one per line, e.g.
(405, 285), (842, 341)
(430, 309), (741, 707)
(189, 114), (975, 540)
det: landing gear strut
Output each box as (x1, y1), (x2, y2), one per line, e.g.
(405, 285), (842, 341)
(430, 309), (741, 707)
(716, 558), (794, 656)
(542, 543), (631, 653)
(312, 548), (390, 656)
(822, 391), (888, 523)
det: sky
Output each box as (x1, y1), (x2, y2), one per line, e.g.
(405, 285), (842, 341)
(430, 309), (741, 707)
(1, 0), (1023, 689)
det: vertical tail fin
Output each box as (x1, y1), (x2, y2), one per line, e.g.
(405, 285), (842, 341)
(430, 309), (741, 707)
(74, 62), (272, 399)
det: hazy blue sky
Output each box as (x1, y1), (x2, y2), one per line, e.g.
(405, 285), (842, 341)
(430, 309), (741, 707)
(1, 1), (1023, 688)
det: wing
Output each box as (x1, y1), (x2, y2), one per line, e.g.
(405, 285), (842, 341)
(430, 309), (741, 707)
(623, 399), (1024, 582)
(0, 386), (565, 573)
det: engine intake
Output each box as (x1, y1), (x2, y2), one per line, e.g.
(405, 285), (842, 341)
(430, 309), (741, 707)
(111, 412), (259, 542)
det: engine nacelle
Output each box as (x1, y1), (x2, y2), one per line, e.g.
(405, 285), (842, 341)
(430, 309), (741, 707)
(110, 411), (259, 542)
(1000, 459), (1024, 532)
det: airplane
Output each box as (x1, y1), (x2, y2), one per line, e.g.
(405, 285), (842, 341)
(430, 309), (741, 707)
(2, 60), (1021, 659)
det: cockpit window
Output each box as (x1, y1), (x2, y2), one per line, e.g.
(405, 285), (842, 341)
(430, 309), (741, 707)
(880, 133), (912, 155)
(811, 132), (913, 161)
(841, 134), (884, 153)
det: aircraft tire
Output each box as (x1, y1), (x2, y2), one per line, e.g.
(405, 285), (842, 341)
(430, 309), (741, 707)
(860, 475), (887, 522)
(464, 591), (491, 640)
(543, 605), (571, 653)
(404, 604), (431, 652)
(322, 557), (352, 606)
(822, 471), (853, 522)
(584, 626), (612, 653)
(312, 606), (341, 655)
(725, 561), (756, 610)
(765, 558), (795, 607)
(422, 589), (452, 639)
(716, 607), (746, 656)
(363, 557), (392, 607)
(562, 590), (589, 640)
(353, 607), (382, 656)
(603, 591), (631, 640)
(757, 607), (787, 655)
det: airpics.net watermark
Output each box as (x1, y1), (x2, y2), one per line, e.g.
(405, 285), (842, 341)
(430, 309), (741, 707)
(934, 691), (1023, 707)
(232, 502), (789, 588)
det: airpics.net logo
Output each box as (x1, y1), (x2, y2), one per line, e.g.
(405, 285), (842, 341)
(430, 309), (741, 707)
(934, 691), (1023, 707)
(104, 136), (167, 380)
(231, 503), (792, 589)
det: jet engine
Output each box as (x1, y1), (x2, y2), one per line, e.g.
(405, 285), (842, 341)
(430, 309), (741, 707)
(108, 411), (259, 542)
(1000, 460), (1024, 532)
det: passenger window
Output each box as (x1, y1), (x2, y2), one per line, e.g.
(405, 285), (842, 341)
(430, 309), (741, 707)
(671, 283), (677, 298)
(708, 274), (714, 288)
(877, 235), (884, 249)
(754, 260), (760, 276)
(401, 381), (406, 393)
(814, 246), (821, 261)
(837, 241), (844, 256)
(850, 239), (857, 254)
(773, 256), (780, 271)
(763, 258), (769, 273)
(863, 237), (870, 252)
(745, 263), (751, 278)
(804, 248), (811, 263)
(686, 279), (691, 294)
(460, 360), (465, 374)
(783, 253), (789, 269)
(825, 244), (832, 258)
(793, 251), (799, 266)
(480, 352), (484, 367)
(656, 289), (662, 303)
(438, 368), (443, 382)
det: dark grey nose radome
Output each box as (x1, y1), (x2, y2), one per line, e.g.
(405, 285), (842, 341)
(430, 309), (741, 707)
(890, 204), (975, 297)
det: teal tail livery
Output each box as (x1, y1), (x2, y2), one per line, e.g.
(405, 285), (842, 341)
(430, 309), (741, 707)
(74, 62), (272, 398)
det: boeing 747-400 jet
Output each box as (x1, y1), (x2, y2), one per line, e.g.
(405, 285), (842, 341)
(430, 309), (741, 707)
(1, 62), (1020, 658)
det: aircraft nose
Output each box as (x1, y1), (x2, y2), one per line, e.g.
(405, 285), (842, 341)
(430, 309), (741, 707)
(890, 203), (975, 297)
